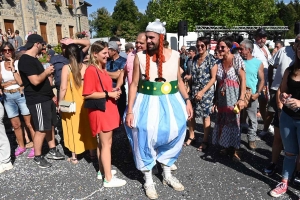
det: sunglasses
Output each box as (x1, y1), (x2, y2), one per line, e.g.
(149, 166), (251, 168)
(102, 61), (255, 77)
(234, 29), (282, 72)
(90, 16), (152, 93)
(2, 49), (12, 54)
(196, 44), (206, 49)
(118, 44), (122, 46)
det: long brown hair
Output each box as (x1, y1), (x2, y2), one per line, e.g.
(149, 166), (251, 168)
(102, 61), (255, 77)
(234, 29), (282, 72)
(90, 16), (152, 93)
(89, 41), (108, 68)
(65, 44), (82, 89)
(292, 43), (300, 77)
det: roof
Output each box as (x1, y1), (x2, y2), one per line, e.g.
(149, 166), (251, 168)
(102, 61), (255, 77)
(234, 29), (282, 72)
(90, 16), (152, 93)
(80, 1), (92, 7)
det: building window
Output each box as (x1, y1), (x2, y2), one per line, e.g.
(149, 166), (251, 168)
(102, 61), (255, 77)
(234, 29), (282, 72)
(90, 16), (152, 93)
(56, 24), (62, 44)
(40, 23), (48, 44)
(66, 0), (73, 5)
(69, 26), (74, 39)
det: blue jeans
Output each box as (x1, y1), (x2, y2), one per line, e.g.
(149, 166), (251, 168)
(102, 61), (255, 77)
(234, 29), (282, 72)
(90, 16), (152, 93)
(279, 111), (300, 180)
(3, 91), (30, 118)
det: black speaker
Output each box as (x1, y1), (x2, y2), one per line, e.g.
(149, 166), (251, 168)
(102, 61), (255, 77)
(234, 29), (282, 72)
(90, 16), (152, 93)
(178, 20), (188, 36)
(295, 22), (300, 35)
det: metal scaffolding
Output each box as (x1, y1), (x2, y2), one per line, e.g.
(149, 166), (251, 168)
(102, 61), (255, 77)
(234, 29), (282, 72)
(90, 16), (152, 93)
(195, 26), (289, 32)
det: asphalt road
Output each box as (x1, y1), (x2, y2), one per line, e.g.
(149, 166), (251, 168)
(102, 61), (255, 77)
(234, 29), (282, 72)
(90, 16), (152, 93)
(0, 115), (299, 200)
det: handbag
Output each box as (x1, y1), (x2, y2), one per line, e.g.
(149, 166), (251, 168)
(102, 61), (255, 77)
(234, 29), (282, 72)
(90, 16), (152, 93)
(59, 65), (76, 113)
(84, 67), (107, 111)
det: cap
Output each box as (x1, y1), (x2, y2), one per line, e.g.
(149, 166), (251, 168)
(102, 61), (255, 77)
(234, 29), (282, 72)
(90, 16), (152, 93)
(146, 19), (166, 35)
(24, 34), (45, 50)
(255, 28), (268, 37)
(188, 46), (197, 52)
(108, 41), (118, 51)
(232, 42), (240, 49)
(16, 46), (27, 52)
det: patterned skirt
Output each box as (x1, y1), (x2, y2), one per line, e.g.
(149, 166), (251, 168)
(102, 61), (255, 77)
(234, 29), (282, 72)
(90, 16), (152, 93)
(124, 92), (188, 171)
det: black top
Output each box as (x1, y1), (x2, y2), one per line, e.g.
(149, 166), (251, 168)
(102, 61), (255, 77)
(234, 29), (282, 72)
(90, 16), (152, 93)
(18, 54), (54, 105)
(282, 66), (300, 119)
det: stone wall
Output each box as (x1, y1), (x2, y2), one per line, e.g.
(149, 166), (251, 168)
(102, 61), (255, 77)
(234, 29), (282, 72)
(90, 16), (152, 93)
(0, 0), (90, 45)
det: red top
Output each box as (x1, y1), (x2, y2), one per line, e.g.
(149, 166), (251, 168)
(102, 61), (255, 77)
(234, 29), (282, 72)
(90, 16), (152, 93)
(83, 65), (120, 136)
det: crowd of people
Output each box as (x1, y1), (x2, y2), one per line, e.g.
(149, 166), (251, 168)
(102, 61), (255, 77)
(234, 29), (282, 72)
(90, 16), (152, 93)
(0, 19), (300, 199)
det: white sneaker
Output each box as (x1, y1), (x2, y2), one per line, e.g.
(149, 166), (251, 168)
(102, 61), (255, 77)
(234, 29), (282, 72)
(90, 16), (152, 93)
(144, 183), (158, 199)
(0, 162), (13, 173)
(268, 126), (274, 134)
(170, 164), (177, 171)
(103, 176), (126, 187)
(97, 169), (117, 180)
(163, 175), (184, 191)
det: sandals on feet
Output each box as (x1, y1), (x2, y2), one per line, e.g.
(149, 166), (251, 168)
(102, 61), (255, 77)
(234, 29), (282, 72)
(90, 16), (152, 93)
(67, 157), (78, 165)
(197, 142), (209, 152)
(183, 137), (195, 146)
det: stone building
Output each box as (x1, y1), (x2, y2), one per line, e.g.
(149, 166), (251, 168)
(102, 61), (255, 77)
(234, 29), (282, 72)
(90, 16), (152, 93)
(0, 0), (91, 45)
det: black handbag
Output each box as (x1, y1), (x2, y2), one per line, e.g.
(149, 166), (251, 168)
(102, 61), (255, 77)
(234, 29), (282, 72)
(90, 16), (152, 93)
(84, 67), (107, 111)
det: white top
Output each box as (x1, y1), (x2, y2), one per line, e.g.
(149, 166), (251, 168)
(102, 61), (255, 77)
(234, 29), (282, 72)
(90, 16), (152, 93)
(252, 43), (272, 86)
(269, 46), (295, 90)
(1, 60), (20, 90)
(137, 50), (179, 82)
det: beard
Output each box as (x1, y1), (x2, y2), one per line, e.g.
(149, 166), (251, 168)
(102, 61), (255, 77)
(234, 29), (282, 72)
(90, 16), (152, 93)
(147, 42), (159, 53)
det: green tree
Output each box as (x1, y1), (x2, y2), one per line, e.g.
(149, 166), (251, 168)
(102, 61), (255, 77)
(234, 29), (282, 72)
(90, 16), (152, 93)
(112, 0), (141, 24)
(89, 7), (113, 37)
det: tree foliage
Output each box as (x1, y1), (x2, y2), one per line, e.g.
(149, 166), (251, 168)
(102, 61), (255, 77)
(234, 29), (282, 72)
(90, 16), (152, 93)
(89, 0), (300, 41)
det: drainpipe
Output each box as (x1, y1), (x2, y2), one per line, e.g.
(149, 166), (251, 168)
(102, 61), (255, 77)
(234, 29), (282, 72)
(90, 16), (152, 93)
(31, 0), (37, 31)
(19, 0), (26, 39)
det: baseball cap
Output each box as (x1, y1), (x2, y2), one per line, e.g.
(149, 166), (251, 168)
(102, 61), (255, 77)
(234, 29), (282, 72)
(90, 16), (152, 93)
(188, 46), (197, 52)
(16, 46), (27, 53)
(255, 28), (268, 37)
(108, 41), (118, 51)
(24, 34), (46, 50)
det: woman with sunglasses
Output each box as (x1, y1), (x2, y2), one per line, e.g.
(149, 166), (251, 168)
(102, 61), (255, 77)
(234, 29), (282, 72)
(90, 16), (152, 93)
(0, 42), (36, 158)
(269, 43), (300, 197)
(184, 37), (217, 151)
(212, 36), (246, 161)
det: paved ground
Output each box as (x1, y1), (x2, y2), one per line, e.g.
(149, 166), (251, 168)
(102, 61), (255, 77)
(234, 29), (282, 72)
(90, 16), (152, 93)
(0, 115), (300, 200)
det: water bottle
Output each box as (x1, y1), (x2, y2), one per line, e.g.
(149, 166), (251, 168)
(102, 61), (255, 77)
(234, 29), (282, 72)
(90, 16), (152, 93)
(286, 97), (300, 112)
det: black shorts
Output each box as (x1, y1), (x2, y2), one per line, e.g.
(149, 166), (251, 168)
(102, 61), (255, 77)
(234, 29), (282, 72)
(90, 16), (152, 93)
(27, 100), (57, 132)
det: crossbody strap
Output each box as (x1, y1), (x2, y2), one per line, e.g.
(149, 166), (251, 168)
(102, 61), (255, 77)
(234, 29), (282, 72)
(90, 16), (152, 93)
(94, 66), (106, 92)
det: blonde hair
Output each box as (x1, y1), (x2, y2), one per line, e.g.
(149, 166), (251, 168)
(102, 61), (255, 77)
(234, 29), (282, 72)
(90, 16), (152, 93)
(89, 41), (108, 68)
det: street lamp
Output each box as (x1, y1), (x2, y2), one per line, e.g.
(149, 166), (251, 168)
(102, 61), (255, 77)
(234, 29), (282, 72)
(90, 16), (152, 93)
(74, 4), (84, 32)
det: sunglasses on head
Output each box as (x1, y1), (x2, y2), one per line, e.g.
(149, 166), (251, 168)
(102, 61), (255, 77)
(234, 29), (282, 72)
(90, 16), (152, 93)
(2, 49), (12, 54)
(196, 44), (206, 49)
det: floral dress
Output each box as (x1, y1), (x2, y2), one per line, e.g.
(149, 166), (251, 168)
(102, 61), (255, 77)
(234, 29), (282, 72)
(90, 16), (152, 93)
(212, 54), (245, 149)
(191, 54), (217, 118)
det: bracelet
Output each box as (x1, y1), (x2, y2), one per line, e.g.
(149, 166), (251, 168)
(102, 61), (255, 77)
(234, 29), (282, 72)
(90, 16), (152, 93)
(104, 90), (109, 99)
(126, 112), (133, 115)
(238, 99), (244, 101)
(184, 97), (190, 103)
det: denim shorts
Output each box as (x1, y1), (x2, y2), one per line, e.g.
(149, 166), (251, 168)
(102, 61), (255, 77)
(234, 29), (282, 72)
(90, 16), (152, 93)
(3, 91), (30, 118)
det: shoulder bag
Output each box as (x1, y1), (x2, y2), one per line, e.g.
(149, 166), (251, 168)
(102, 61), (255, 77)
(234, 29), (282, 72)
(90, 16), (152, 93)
(84, 67), (107, 111)
(59, 65), (76, 113)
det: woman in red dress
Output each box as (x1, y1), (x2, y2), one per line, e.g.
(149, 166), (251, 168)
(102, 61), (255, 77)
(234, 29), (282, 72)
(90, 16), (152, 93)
(82, 41), (126, 188)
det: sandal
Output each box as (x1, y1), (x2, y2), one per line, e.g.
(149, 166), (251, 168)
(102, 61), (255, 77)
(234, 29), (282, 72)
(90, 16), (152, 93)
(183, 137), (195, 146)
(25, 141), (34, 149)
(197, 142), (209, 151)
(232, 153), (241, 162)
(67, 157), (78, 165)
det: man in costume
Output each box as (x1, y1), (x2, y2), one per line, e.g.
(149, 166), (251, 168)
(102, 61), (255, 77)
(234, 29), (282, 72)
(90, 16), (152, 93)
(125, 19), (193, 199)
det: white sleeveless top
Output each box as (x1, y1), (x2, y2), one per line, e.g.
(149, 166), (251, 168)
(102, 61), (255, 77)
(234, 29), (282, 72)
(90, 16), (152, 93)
(1, 60), (20, 90)
(137, 50), (179, 82)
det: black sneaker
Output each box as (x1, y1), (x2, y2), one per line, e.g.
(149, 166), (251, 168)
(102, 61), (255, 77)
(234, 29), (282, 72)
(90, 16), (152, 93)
(293, 171), (300, 186)
(47, 149), (65, 160)
(33, 156), (52, 168)
(263, 162), (277, 176)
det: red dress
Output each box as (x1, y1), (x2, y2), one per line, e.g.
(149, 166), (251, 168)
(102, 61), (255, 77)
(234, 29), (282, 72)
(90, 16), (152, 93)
(83, 65), (120, 136)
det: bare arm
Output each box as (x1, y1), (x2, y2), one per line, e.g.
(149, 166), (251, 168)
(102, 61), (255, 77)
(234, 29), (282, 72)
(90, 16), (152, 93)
(257, 64), (265, 93)
(59, 65), (69, 102)
(202, 64), (217, 93)
(28, 65), (54, 86)
(239, 68), (246, 100)
(107, 70), (121, 80)
(116, 70), (126, 89)
(127, 56), (140, 113)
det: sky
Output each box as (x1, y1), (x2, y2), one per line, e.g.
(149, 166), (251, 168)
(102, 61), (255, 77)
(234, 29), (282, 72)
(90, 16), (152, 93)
(86, 0), (291, 18)
(87, 0), (149, 17)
